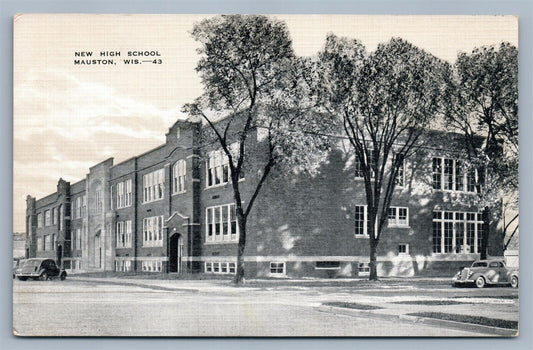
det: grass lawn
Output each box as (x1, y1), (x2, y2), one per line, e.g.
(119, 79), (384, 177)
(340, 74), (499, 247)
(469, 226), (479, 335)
(407, 312), (518, 329)
(322, 301), (383, 310)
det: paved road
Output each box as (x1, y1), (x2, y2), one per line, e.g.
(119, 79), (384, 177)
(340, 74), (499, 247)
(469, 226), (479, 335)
(12, 278), (518, 337)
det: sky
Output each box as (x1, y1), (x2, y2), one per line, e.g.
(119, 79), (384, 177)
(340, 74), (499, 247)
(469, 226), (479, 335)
(13, 14), (518, 232)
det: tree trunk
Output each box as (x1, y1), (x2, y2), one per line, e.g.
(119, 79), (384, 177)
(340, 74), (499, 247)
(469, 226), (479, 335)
(369, 238), (379, 281)
(233, 216), (247, 284)
(480, 206), (490, 260)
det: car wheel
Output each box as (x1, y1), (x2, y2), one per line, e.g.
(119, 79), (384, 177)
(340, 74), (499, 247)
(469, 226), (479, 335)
(510, 275), (519, 288)
(39, 272), (49, 281)
(475, 276), (485, 288)
(60, 272), (67, 281)
(17, 276), (27, 281)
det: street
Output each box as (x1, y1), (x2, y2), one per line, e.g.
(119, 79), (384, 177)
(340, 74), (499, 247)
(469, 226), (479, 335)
(12, 277), (519, 337)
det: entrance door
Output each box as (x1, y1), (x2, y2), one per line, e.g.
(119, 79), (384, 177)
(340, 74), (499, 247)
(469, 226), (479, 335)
(95, 233), (101, 269)
(169, 234), (184, 273)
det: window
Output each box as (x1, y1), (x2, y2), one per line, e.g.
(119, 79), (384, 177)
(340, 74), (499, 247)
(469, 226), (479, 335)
(205, 262), (236, 274)
(72, 228), (81, 251)
(51, 234), (55, 251)
(207, 149), (230, 187)
(432, 157), (477, 193)
(354, 205), (371, 236)
(172, 160), (186, 194)
(59, 205), (64, 230)
(358, 263), (370, 276)
(115, 260), (132, 272)
(37, 213), (43, 228)
(44, 210), (51, 226)
(37, 237), (43, 251)
(315, 261), (341, 269)
(141, 260), (162, 272)
(115, 179), (133, 209)
(270, 262), (286, 275)
(142, 216), (164, 247)
(205, 204), (239, 242)
(95, 190), (103, 213)
(52, 207), (57, 225)
(116, 220), (132, 248)
(81, 195), (87, 218)
(395, 154), (405, 187)
(398, 243), (409, 255)
(143, 169), (165, 203)
(355, 149), (376, 178)
(44, 235), (51, 251)
(432, 211), (483, 254)
(387, 207), (409, 226)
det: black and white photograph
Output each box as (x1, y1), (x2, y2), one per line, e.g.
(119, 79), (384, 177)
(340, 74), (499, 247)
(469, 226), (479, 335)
(12, 14), (519, 337)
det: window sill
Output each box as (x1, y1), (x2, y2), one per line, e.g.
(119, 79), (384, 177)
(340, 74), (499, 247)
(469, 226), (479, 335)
(204, 240), (238, 245)
(354, 235), (370, 239)
(388, 224), (410, 228)
(172, 191), (187, 196)
(142, 198), (165, 205)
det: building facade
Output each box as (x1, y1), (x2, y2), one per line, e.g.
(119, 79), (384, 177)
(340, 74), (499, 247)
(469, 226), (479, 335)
(24, 119), (503, 278)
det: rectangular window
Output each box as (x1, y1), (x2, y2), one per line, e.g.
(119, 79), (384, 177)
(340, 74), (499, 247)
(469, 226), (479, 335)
(115, 179), (133, 209)
(51, 234), (55, 251)
(95, 190), (102, 213)
(205, 204), (239, 242)
(116, 259), (132, 272)
(354, 205), (370, 236)
(172, 160), (187, 194)
(142, 216), (164, 247)
(52, 207), (57, 225)
(398, 243), (409, 255)
(387, 207), (409, 226)
(432, 157), (478, 193)
(358, 263), (370, 276)
(143, 169), (165, 203)
(395, 154), (405, 187)
(141, 260), (162, 273)
(44, 210), (51, 226)
(432, 210), (483, 254)
(207, 149), (230, 188)
(315, 261), (341, 269)
(355, 149), (375, 178)
(44, 235), (50, 251)
(204, 261), (235, 274)
(37, 213), (43, 228)
(116, 220), (132, 248)
(270, 262), (286, 275)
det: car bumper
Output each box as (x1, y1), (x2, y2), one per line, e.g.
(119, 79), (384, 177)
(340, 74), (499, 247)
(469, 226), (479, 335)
(452, 278), (475, 286)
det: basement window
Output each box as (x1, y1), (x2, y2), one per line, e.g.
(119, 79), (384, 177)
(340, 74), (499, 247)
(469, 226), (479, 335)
(315, 261), (341, 270)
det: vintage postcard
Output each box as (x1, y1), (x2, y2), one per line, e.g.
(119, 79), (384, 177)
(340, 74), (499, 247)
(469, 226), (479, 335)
(13, 14), (518, 337)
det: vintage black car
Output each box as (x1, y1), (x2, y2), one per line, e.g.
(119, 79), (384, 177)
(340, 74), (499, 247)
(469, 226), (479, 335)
(452, 259), (518, 288)
(16, 258), (67, 281)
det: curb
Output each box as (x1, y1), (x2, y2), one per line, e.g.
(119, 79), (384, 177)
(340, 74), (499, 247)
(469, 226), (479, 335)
(317, 305), (518, 337)
(69, 277), (200, 293)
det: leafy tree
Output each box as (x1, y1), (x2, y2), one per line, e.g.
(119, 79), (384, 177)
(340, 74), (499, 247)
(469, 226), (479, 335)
(445, 43), (518, 258)
(184, 15), (331, 284)
(316, 35), (447, 280)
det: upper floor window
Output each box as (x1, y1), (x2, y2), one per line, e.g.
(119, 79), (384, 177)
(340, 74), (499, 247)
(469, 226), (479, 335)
(354, 205), (370, 236)
(142, 216), (164, 247)
(143, 169), (165, 203)
(44, 210), (51, 226)
(394, 154), (405, 187)
(95, 190), (103, 213)
(52, 207), (57, 225)
(116, 220), (132, 248)
(207, 149), (230, 187)
(115, 179), (133, 209)
(432, 157), (477, 193)
(37, 213), (43, 228)
(81, 195), (87, 218)
(172, 160), (186, 194)
(354, 149), (376, 179)
(206, 204), (238, 242)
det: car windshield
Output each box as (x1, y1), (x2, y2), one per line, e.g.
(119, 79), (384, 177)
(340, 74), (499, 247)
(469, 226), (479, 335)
(23, 260), (42, 267)
(472, 262), (487, 267)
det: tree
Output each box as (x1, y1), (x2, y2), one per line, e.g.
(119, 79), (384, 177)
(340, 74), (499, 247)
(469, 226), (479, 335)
(445, 43), (518, 259)
(316, 36), (447, 280)
(183, 15), (331, 284)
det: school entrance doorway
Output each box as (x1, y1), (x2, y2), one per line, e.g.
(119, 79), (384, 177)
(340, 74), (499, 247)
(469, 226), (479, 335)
(168, 234), (184, 273)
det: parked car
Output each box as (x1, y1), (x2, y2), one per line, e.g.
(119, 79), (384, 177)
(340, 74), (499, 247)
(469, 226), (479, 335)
(452, 259), (518, 288)
(16, 258), (67, 281)
(12, 258), (26, 279)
